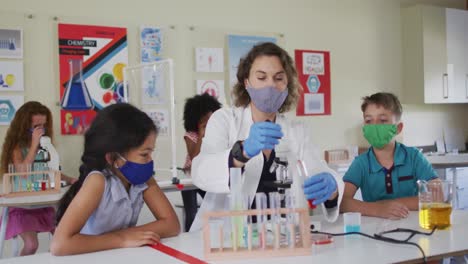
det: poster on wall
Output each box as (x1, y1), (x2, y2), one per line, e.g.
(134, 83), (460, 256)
(0, 61), (24, 91)
(196, 80), (226, 104)
(295, 50), (331, 116)
(195, 47), (223, 72)
(0, 28), (22, 59)
(58, 23), (128, 135)
(0, 95), (23, 125)
(144, 109), (169, 136)
(227, 35), (276, 91)
(140, 26), (163, 63)
(141, 64), (166, 105)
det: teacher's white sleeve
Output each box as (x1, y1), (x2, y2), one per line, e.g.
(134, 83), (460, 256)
(321, 171), (344, 223)
(191, 109), (232, 193)
(300, 137), (344, 223)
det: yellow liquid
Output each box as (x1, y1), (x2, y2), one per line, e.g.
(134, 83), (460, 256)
(419, 203), (452, 230)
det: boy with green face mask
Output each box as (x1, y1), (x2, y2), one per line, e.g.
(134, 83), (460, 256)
(340, 92), (438, 220)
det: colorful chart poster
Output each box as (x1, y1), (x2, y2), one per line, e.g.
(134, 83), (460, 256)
(295, 50), (331, 116)
(140, 26), (163, 63)
(195, 47), (223, 72)
(196, 80), (225, 104)
(0, 61), (23, 91)
(0, 95), (23, 125)
(58, 23), (128, 135)
(0, 28), (22, 59)
(227, 35), (276, 89)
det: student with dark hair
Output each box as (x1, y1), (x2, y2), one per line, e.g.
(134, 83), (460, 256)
(341, 92), (438, 219)
(181, 93), (221, 231)
(51, 103), (180, 256)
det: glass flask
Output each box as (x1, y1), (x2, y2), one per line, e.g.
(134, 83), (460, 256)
(61, 59), (94, 110)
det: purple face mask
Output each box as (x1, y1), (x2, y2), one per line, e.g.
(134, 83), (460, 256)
(246, 85), (288, 113)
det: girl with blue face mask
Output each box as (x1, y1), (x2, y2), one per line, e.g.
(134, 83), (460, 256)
(189, 43), (344, 231)
(52, 103), (180, 256)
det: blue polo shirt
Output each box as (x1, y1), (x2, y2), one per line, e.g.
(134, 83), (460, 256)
(343, 142), (437, 202)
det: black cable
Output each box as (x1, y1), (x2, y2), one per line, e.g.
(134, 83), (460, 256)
(311, 226), (437, 264)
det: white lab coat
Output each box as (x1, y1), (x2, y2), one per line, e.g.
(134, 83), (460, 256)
(190, 105), (344, 231)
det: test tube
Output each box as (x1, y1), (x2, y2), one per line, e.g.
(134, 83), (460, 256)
(229, 168), (243, 250)
(255, 192), (267, 249)
(269, 192), (281, 249)
(45, 164), (52, 189)
(8, 164), (17, 193)
(297, 160), (316, 209)
(243, 195), (253, 250)
(26, 164), (32, 191)
(285, 190), (296, 248)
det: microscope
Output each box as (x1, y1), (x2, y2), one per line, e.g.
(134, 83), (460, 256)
(35, 136), (61, 187)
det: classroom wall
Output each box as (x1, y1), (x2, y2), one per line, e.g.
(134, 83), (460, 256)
(0, 0), (467, 178)
(0, 0), (467, 257)
(0, 0), (467, 179)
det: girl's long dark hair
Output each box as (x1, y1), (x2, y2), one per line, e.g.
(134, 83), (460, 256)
(56, 103), (157, 225)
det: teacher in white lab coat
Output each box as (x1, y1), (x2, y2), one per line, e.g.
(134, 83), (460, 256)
(190, 42), (343, 231)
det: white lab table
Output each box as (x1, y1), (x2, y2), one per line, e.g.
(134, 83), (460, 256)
(1, 210), (468, 264)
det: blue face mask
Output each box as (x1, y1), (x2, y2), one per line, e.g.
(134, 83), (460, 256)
(246, 85), (288, 113)
(117, 155), (154, 185)
(29, 127), (46, 134)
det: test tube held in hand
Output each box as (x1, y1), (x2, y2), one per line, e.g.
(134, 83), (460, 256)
(297, 160), (316, 209)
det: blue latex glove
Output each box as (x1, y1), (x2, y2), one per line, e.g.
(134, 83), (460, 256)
(303, 172), (337, 205)
(243, 121), (283, 158)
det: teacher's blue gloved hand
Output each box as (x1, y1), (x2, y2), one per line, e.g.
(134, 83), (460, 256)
(243, 121), (283, 158)
(303, 172), (337, 205)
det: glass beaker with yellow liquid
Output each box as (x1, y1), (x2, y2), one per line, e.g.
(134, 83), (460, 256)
(418, 180), (453, 230)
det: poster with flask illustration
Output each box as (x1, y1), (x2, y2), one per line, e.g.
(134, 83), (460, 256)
(58, 23), (128, 135)
(0, 28), (22, 59)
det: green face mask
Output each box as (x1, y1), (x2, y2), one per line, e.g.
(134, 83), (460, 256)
(362, 124), (397, 149)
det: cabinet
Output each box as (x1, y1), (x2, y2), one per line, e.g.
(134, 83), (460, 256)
(402, 6), (468, 104)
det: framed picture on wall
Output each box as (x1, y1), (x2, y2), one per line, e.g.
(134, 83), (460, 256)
(0, 95), (24, 125)
(0, 61), (24, 91)
(0, 28), (23, 59)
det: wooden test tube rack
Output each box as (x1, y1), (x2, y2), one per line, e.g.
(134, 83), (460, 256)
(2, 170), (61, 197)
(202, 207), (311, 261)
